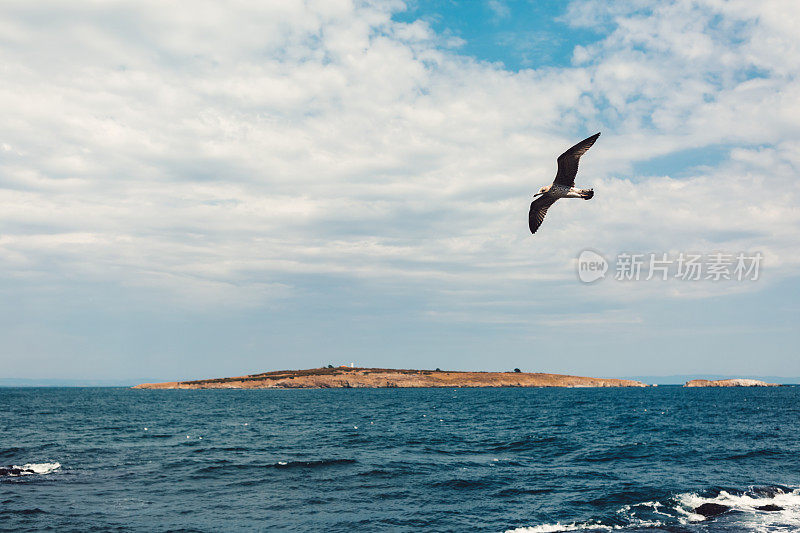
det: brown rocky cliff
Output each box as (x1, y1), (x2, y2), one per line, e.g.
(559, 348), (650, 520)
(134, 367), (648, 389)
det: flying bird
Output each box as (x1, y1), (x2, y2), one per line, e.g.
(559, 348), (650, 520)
(529, 132), (600, 235)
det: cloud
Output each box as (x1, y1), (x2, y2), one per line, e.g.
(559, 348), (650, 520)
(487, 0), (511, 20)
(0, 0), (798, 317)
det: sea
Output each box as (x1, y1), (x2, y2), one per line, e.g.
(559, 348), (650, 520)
(2, 385), (799, 532)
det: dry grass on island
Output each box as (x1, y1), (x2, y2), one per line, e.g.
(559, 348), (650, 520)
(134, 367), (648, 389)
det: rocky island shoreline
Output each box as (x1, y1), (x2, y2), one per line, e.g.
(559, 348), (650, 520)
(684, 378), (780, 387)
(134, 367), (648, 389)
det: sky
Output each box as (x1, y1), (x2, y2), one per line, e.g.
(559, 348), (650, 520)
(1, 0), (799, 383)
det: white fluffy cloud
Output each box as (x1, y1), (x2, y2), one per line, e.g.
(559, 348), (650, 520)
(1, 0), (798, 314)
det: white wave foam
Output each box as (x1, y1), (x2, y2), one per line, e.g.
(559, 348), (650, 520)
(676, 487), (800, 527)
(11, 462), (61, 475)
(634, 500), (660, 508)
(506, 522), (616, 532)
(512, 487), (800, 533)
(674, 505), (705, 523)
(508, 519), (665, 533)
(678, 487), (800, 511)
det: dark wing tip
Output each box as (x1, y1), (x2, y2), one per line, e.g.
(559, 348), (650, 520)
(529, 196), (556, 234)
(557, 132), (601, 161)
(553, 132), (601, 187)
(579, 131), (601, 148)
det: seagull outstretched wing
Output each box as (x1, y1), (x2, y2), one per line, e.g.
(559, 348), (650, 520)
(554, 132), (600, 187)
(529, 195), (558, 234)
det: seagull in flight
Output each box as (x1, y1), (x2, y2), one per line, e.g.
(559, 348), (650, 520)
(529, 132), (600, 235)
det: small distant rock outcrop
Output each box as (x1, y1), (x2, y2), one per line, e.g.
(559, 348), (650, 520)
(756, 504), (784, 511)
(0, 466), (34, 476)
(685, 378), (780, 387)
(694, 503), (731, 517)
(693, 502), (784, 518)
(134, 367), (648, 390)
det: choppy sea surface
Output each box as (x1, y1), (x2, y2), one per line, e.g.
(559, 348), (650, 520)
(2, 386), (799, 532)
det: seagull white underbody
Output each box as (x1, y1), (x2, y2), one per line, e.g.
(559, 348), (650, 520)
(529, 132), (600, 235)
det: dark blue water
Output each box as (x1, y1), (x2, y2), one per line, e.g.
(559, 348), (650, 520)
(2, 386), (799, 532)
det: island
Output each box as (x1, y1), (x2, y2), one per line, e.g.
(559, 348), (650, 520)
(134, 367), (648, 389)
(685, 378), (780, 387)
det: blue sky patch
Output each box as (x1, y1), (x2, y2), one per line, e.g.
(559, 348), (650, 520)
(394, 0), (604, 70)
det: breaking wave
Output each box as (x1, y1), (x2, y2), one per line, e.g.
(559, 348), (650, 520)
(271, 458), (355, 469)
(1, 462), (61, 476)
(508, 485), (800, 532)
